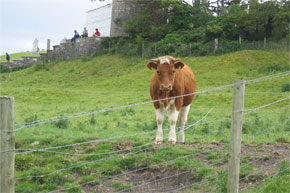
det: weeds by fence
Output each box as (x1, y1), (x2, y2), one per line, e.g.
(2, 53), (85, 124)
(101, 38), (289, 58)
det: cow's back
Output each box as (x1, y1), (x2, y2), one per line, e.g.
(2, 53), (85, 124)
(181, 65), (196, 107)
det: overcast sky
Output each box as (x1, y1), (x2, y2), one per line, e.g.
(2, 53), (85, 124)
(0, 0), (103, 54)
(0, 0), (193, 55)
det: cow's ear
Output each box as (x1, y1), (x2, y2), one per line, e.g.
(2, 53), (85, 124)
(174, 61), (184, 69)
(147, 62), (158, 70)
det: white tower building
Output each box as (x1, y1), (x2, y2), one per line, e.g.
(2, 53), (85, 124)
(86, 0), (147, 37)
(86, 0), (113, 37)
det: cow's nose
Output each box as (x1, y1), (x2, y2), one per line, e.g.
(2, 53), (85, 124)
(161, 85), (172, 91)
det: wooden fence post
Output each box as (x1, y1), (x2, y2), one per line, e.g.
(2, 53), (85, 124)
(227, 80), (245, 193)
(142, 42), (145, 58)
(0, 96), (15, 193)
(214, 38), (219, 54)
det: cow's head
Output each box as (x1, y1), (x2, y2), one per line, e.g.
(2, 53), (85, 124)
(147, 56), (184, 91)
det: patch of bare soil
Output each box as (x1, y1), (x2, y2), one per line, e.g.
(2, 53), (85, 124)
(81, 142), (290, 193)
(83, 167), (195, 193)
(239, 143), (290, 191)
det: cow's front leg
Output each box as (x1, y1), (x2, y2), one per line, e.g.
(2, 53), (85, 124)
(167, 101), (179, 144)
(178, 105), (190, 143)
(155, 106), (164, 144)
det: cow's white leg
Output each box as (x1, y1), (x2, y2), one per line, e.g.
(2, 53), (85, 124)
(178, 105), (191, 143)
(155, 104), (164, 144)
(167, 101), (179, 144)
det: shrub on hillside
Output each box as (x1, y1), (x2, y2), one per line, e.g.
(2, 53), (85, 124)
(24, 114), (38, 123)
(0, 64), (10, 73)
(0, 64), (31, 73)
(54, 119), (69, 129)
(281, 83), (290, 92)
(33, 62), (49, 72)
(154, 34), (184, 55)
(258, 63), (288, 73)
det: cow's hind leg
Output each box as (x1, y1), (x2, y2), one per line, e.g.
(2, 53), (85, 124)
(178, 105), (190, 143)
(155, 106), (164, 144)
(167, 102), (179, 144)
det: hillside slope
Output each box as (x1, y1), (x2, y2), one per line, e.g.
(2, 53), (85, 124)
(1, 50), (289, 122)
(0, 50), (289, 193)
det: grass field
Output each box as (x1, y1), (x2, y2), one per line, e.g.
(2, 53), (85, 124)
(0, 50), (289, 192)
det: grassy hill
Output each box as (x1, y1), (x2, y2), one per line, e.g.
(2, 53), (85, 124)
(0, 50), (289, 192)
(0, 51), (45, 62)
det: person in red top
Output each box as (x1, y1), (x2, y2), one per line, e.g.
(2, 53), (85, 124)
(93, 28), (101, 37)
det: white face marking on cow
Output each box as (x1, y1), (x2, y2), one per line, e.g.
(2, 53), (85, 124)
(159, 57), (170, 64)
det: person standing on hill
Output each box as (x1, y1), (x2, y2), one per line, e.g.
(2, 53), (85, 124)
(93, 28), (100, 37)
(6, 53), (10, 62)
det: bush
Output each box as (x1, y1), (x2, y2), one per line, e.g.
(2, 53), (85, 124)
(190, 42), (214, 56)
(258, 63), (288, 73)
(0, 64), (29, 73)
(24, 114), (38, 123)
(89, 114), (96, 125)
(154, 34), (184, 55)
(54, 119), (69, 129)
(215, 169), (227, 193)
(80, 56), (91, 62)
(33, 62), (49, 71)
(0, 64), (10, 73)
(281, 83), (290, 92)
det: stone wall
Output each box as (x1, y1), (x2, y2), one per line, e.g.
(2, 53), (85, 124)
(1, 57), (40, 69)
(40, 37), (102, 62)
(1, 37), (102, 69)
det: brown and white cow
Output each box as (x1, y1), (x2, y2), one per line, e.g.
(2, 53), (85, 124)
(147, 56), (196, 144)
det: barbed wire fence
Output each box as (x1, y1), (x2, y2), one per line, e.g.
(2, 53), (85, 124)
(0, 71), (289, 193)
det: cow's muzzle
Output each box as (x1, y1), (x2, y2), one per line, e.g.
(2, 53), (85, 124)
(160, 85), (172, 91)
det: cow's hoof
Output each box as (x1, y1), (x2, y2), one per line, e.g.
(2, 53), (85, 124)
(155, 140), (163, 145)
(168, 140), (176, 145)
(178, 136), (185, 143)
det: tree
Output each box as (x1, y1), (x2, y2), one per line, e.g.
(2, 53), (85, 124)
(272, 1), (289, 40)
(124, 0), (166, 41)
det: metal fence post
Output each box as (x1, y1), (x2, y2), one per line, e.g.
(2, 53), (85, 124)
(0, 96), (15, 193)
(227, 80), (245, 193)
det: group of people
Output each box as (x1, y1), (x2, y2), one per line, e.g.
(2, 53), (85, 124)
(71, 27), (101, 43)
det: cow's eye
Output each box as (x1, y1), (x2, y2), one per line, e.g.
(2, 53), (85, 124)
(157, 71), (161, 75)
(172, 71), (175, 74)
